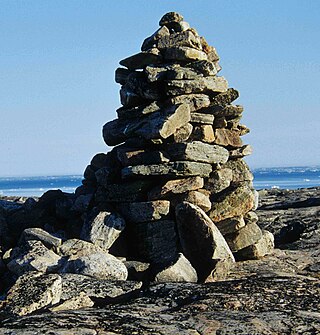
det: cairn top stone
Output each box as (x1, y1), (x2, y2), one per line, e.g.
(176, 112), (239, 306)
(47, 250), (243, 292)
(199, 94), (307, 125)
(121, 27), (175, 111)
(159, 12), (184, 27)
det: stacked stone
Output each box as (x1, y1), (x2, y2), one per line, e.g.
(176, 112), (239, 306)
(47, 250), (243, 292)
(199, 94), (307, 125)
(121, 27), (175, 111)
(80, 12), (273, 282)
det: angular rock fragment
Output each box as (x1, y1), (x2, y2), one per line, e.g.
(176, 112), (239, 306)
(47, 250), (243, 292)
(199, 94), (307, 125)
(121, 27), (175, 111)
(224, 159), (253, 183)
(214, 128), (243, 147)
(170, 123), (193, 143)
(209, 184), (255, 222)
(154, 253), (198, 283)
(58, 239), (106, 258)
(170, 190), (212, 212)
(169, 93), (211, 112)
(157, 30), (202, 50)
(229, 144), (253, 158)
(80, 210), (126, 250)
(119, 49), (163, 70)
(103, 103), (190, 146)
(225, 222), (263, 252)
(7, 240), (62, 276)
(176, 202), (234, 281)
(20, 228), (62, 250)
(159, 12), (184, 29)
(215, 216), (246, 236)
(50, 292), (94, 312)
(141, 25), (170, 51)
(191, 124), (215, 143)
(3, 273), (62, 316)
(122, 161), (212, 179)
(205, 167), (233, 194)
(235, 230), (274, 260)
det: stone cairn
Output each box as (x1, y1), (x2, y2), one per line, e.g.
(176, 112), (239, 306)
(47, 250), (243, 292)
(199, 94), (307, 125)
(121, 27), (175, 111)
(0, 14), (274, 313)
(79, 12), (274, 282)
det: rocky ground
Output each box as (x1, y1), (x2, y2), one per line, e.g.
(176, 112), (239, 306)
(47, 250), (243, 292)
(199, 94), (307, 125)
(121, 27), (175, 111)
(0, 187), (319, 334)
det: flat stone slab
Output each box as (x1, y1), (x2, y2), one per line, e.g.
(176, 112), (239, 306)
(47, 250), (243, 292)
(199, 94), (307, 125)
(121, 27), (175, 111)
(148, 176), (204, 200)
(169, 93), (211, 112)
(166, 76), (228, 96)
(190, 112), (215, 124)
(175, 202), (234, 281)
(157, 30), (202, 50)
(122, 161), (212, 179)
(164, 141), (229, 164)
(163, 46), (207, 62)
(103, 104), (190, 146)
(214, 128), (243, 147)
(119, 49), (163, 70)
(118, 200), (170, 223)
(20, 228), (62, 250)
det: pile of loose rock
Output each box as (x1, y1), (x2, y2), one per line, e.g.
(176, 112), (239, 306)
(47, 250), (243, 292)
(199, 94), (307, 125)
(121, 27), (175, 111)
(0, 12), (274, 316)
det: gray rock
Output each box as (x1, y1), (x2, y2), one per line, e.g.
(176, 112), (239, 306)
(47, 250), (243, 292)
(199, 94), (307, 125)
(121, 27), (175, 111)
(224, 159), (253, 183)
(225, 222), (263, 252)
(165, 141), (229, 164)
(7, 240), (62, 276)
(117, 101), (161, 119)
(175, 202), (234, 281)
(81, 211), (126, 251)
(124, 261), (150, 281)
(229, 144), (253, 158)
(170, 123), (193, 143)
(20, 228), (62, 250)
(148, 176), (204, 200)
(154, 253), (198, 283)
(3, 273), (62, 316)
(170, 190), (212, 212)
(169, 93), (211, 112)
(157, 30), (202, 50)
(215, 216), (246, 236)
(190, 124), (215, 143)
(205, 104), (243, 118)
(61, 252), (128, 280)
(209, 183), (256, 222)
(204, 167), (233, 194)
(122, 161), (212, 179)
(49, 292), (94, 312)
(210, 88), (240, 106)
(118, 200), (170, 223)
(119, 49), (163, 70)
(235, 230), (274, 260)
(141, 26), (170, 51)
(166, 76), (228, 96)
(190, 112), (214, 124)
(164, 46), (207, 62)
(103, 103), (190, 146)
(159, 12), (184, 28)
(214, 128), (243, 147)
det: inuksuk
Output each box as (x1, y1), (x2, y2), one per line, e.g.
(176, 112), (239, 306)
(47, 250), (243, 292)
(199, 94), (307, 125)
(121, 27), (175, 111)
(78, 12), (274, 282)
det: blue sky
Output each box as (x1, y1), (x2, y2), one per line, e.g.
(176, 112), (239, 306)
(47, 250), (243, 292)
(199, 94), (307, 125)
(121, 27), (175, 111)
(1, 0), (319, 176)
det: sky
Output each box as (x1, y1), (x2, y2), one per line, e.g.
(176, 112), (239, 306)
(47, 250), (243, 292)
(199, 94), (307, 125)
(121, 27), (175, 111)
(1, 0), (320, 177)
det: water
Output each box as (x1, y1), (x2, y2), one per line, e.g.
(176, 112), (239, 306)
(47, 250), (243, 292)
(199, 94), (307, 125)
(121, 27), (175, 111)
(0, 166), (320, 197)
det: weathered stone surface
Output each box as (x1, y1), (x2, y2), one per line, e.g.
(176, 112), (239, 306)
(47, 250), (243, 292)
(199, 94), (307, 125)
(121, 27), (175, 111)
(122, 161), (213, 179)
(204, 258), (234, 282)
(118, 200), (170, 223)
(119, 49), (163, 70)
(7, 241), (62, 276)
(188, 60), (218, 76)
(80, 211), (126, 251)
(103, 103), (190, 146)
(134, 220), (178, 264)
(158, 30), (202, 50)
(20, 228), (62, 250)
(57, 239), (105, 258)
(229, 144), (253, 158)
(170, 190), (212, 212)
(95, 180), (153, 203)
(205, 104), (243, 119)
(116, 147), (169, 167)
(117, 101), (162, 119)
(214, 128), (243, 147)
(170, 123), (193, 143)
(61, 252), (128, 281)
(191, 124), (215, 143)
(165, 141), (229, 164)
(141, 26), (170, 51)
(163, 46), (207, 62)
(215, 216), (246, 236)
(205, 167), (233, 194)
(210, 88), (239, 105)
(209, 184), (255, 222)
(166, 76), (228, 96)
(224, 159), (254, 183)
(3, 273), (62, 316)
(190, 112), (214, 124)
(176, 202), (234, 281)
(235, 230), (274, 260)
(124, 261), (150, 281)
(148, 176), (204, 200)
(200, 36), (220, 62)
(159, 12), (184, 28)
(50, 292), (94, 312)
(169, 93), (211, 112)
(225, 222), (263, 252)
(60, 273), (142, 301)
(154, 253), (198, 283)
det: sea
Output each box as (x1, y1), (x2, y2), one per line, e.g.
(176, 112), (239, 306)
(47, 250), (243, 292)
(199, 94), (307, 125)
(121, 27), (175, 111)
(0, 166), (320, 198)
